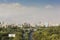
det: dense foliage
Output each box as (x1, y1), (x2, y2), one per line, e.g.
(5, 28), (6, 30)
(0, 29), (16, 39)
(0, 23), (60, 40)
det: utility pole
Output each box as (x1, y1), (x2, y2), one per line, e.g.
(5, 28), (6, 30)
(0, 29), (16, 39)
(28, 29), (33, 40)
(28, 25), (33, 40)
(22, 24), (25, 40)
(22, 30), (25, 40)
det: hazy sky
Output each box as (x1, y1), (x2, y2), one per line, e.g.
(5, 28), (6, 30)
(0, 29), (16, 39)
(0, 0), (60, 24)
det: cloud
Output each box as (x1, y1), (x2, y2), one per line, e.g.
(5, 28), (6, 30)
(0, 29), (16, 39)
(0, 3), (60, 24)
(45, 5), (53, 9)
(0, 3), (41, 24)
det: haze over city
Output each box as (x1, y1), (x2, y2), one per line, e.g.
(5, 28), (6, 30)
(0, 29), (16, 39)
(0, 0), (60, 25)
(0, 0), (60, 40)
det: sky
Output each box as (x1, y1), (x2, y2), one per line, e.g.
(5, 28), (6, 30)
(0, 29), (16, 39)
(0, 0), (60, 25)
